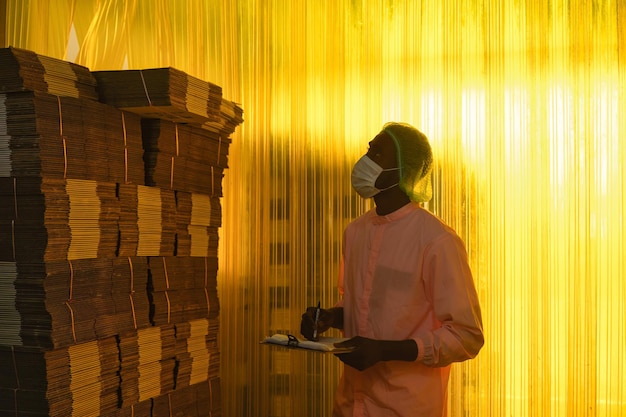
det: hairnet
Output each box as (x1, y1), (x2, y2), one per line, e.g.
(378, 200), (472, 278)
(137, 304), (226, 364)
(382, 122), (433, 202)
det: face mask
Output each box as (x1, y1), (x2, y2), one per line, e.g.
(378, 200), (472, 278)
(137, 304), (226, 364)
(351, 155), (399, 198)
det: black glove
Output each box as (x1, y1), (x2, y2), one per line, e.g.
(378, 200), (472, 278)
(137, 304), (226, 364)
(334, 336), (386, 371)
(334, 336), (418, 371)
(300, 306), (334, 341)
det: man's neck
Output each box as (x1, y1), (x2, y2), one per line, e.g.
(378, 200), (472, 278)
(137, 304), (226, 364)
(373, 189), (411, 215)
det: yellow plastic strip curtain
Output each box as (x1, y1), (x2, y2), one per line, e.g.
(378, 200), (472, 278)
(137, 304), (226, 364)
(4, 0), (74, 59)
(3, 1), (626, 416)
(75, 0), (137, 70)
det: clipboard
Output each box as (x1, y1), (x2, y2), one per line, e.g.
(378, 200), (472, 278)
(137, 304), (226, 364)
(261, 334), (356, 353)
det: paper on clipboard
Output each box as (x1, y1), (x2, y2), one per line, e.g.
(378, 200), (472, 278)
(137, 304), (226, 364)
(261, 334), (356, 353)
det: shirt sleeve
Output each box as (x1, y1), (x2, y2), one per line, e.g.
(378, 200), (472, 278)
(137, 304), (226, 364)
(414, 233), (484, 367)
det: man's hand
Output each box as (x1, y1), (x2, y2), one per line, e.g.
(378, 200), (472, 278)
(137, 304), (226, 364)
(300, 307), (333, 340)
(334, 336), (386, 371)
(334, 336), (418, 371)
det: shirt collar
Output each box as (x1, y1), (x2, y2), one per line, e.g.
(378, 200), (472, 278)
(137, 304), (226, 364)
(369, 202), (417, 225)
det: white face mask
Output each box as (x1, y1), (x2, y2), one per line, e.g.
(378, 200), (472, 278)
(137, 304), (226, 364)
(351, 155), (399, 198)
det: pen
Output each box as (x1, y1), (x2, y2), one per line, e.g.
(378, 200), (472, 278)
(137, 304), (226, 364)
(312, 301), (321, 341)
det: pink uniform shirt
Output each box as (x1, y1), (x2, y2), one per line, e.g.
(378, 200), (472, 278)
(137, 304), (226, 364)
(333, 203), (484, 417)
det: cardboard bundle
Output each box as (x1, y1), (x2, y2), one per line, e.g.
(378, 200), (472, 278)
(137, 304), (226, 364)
(0, 47), (98, 100)
(173, 318), (220, 387)
(174, 191), (222, 257)
(93, 68), (223, 126)
(141, 118), (230, 195)
(135, 324), (177, 402)
(1, 178), (128, 263)
(149, 379), (221, 417)
(93, 65), (242, 140)
(0, 91), (144, 184)
(0, 337), (120, 416)
(1, 256), (150, 350)
(147, 257), (219, 326)
(204, 98), (245, 136)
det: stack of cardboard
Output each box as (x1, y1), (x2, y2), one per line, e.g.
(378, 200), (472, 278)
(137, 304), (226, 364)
(0, 47), (242, 417)
(0, 47), (98, 101)
(92, 68), (223, 127)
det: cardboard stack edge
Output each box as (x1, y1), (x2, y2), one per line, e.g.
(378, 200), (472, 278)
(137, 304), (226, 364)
(0, 47), (242, 417)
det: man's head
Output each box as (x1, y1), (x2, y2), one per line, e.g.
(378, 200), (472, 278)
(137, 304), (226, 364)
(381, 122), (433, 202)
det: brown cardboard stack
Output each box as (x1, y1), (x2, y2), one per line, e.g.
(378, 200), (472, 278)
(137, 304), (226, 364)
(0, 47), (99, 101)
(140, 118), (230, 195)
(0, 47), (242, 417)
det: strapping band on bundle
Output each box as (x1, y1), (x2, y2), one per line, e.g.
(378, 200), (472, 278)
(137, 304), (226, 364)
(170, 125), (179, 190)
(204, 257), (210, 315)
(165, 292), (171, 324)
(66, 260), (77, 343)
(175, 124), (180, 156)
(65, 302), (77, 343)
(217, 136), (222, 166)
(162, 257), (170, 289)
(139, 70), (152, 106)
(122, 112), (129, 184)
(11, 346), (20, 388)
(128, 257), (137, 329)
(170, 157), (175, 190)
(12, 346), (19, 417)
(11, 220), (16, 261)
(56, 97), (68, 179)
(209, 379), (214, 417)
(68, 259), (74, 300)
(12, 177), (18, 219)
(163, 257), (171, 323)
